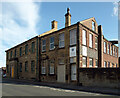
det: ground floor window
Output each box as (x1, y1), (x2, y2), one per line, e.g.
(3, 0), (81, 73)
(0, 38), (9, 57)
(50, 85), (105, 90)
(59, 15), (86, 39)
(89, 58), (93, 68)
(104, 61), (107, 68)
(25, 61), (28, 72)
(6, 65), (9, 73)
(49, 60), (55, 74)
(31, 60), (35, 72)
(82, 57), (87, 67)
(108, 62), (110, 68)
(41, 60), (47, 74)
(95, 59), (98, 68)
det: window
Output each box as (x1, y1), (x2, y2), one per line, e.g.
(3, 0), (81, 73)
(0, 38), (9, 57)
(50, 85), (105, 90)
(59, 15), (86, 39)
(25, 44), (28, 55)
(25, 61), (28, 72)
(82, 29), (86, 45)
(112, 63), (114, 67)
(113, 47), (115, 56)
(95, 37), (98, 50)
(20, 47), (22, 56)
(31, 60), (35, 72)
(14, 49), (16, 57)
(59, 33), (65, 48)
(82, 57), (87, 67)
(104, 41), (106, 53)
(70, 46), (76, 57)
(107, 43), (110, 54)
(20, 63), (22, 72)
(92, 21), (95, 31)
(104, 61), (107, 68)
(70, 29), (76, 45)
(50, 37), (54, 50)
(111, 45), (112, 55)
(31, 42), (35, 53)
(6, 65), (9, 73)
(10, 51), (12, 58)
(49, 60), (55, 74)
(42, 40), (46, 52)
(95, 59), (98, 68)
(116, 64), (118, 68)
(58, 59), (64, 64)
(41, 60), (46, 74)
(89, 58), (93, 67)
(108, 62), (110, 68)
(89, 33), (93, 48)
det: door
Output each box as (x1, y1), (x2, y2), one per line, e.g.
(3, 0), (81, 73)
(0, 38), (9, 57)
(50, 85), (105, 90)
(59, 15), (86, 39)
(71, 65), (77, 81)
(11, 66), (14, 78)
(57, 65), (65, 83)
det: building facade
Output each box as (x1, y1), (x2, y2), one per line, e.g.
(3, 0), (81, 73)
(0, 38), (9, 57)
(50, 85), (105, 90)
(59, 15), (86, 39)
(5, 8), (119, 84)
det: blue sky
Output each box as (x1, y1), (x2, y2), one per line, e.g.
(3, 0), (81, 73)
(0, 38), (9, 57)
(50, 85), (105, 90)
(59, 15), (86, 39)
(0, 2), (119, 67)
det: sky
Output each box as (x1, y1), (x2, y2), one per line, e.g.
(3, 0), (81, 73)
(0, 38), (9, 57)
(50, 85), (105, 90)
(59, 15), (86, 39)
(0, 1), (119, 67)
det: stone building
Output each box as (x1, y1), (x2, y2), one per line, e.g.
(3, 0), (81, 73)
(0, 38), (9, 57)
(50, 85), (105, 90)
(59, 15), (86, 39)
(5, 8), (119, 84)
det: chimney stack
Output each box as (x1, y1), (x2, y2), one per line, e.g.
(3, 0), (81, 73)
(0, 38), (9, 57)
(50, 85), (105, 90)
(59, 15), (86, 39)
(65, 8), (71, 27)
(51, 20), (58, 30)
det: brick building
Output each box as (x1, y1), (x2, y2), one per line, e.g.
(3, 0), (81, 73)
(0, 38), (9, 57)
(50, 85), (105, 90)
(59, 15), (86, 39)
(5, 8), (119, 84)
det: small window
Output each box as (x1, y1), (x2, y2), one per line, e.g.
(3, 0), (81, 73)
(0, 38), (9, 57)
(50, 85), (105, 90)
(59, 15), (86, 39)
(70, 29), (76, 45)
(25, 44), (28, 55)
(42, 40), (46, 52)
(104, 41), (106, 53)
(59, 33), (65, 48)
(14, 49), (17, 57)
(20, 47), (22, 56)
(107, 43), (110, 54)
(89, 33), (93, 48)
(20, 63), (22, 72)
(82, 57), (87, 67)
(108, 62), (110, 68)
(92, 21), (95, 31)
(50, 37), (54, 50)
(10, 51), (12, 58)
(31, 42), (35, 53)
(110, 45), (112, 55)
(25, 61), (28, 72)
(104, 61), (107, 68)
(31, 60), (35, 72)
(95, 37), (98, 50)
(95, 59), (98, 68)
(82, 29), (86, 45)
(89, 58), (93, 68)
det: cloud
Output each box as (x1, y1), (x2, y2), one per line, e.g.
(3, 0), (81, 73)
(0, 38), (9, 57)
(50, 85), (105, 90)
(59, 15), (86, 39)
(0, 2), (41, 67)
(112, 2), (118, 16)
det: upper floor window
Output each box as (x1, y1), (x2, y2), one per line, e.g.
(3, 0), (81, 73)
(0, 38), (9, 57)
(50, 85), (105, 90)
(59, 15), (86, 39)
(25, 61), (28, 72)
(89, 33), (93, 48)
(95, 37), (98, 50)
(111, 45), (112, 55)
(89, 58), (93, 68)
(31, 60), (35, 72)
(92, 21), (95, 31)
(14, 49), (17, 57)
(107, 43), (110, 54)
(20, 47), (22, 56)
(10, 51), (12, 58)
(50, 37), (54, 50)
(42, 40), (46, 52)
(25, 44), (28, 55)
(113, 46), (115, 56)
(82, 56), (87, 67)
(82, 29), (86, 45)
(31, 42), (35, 53)
(70, 29), (76, 45)
(104, 41), (106, 53)
(59, 33), (65, 48)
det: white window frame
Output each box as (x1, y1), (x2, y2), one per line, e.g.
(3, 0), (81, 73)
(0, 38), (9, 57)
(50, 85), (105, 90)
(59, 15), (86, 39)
(82, 57), (87, 67)
(70, 29), (76, 45)
(89, 33), (93, 48)
(95, 59), (98, 68)
(104, 41), (106, 53)
(42, 40), (46, 52)
(89, 58), (93, 68)
(82, 29), (86, 45)
(59, 33), (65, 48)
(104, 61), (107, 68)
(95, 37), (98, 50)
(50, 37), (54, 50)
(49, 66), (54, 74)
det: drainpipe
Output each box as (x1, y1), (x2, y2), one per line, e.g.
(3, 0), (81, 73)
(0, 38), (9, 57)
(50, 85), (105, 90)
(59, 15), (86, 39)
(77, 22), (80, 85)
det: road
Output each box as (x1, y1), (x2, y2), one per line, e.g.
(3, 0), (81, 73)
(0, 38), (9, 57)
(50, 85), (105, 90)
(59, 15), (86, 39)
(2, 78), (114, 96)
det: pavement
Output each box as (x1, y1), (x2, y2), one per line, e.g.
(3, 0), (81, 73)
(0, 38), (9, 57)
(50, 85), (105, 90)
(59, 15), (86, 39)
(2, 78), (120, 96)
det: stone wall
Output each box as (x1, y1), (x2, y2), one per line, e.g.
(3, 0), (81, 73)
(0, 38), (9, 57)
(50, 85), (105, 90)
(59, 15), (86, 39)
(79, 68), (120, 89)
